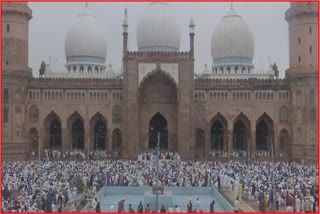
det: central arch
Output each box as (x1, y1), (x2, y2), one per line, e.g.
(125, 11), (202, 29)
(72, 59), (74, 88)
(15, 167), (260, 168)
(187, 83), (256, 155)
(50, 118), (62, 149)
(210, 113), (227, 152)
(149, 112), (168, 149)
(72, 119), (84, 150)
(94, 119), (106, 150)
(256, 113), (274, 152)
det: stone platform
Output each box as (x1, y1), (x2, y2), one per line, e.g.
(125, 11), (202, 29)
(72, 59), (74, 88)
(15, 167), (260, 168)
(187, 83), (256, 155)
(144, 191), (173, 211)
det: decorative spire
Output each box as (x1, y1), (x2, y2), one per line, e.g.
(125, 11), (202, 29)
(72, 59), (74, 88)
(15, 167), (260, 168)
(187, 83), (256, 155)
(122, 8), (128, 33)
(189, 16), (195, 34)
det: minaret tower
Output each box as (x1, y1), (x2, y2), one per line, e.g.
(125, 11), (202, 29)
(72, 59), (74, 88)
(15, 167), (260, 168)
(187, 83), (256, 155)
(2, 2), (32, 160)
(285, 2), (318, 161)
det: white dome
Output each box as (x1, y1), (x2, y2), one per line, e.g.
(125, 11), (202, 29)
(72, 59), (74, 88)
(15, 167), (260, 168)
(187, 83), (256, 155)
(65, 7), (107, 65)
(137, 3), (180, 52)
(211, 7), (254, 64)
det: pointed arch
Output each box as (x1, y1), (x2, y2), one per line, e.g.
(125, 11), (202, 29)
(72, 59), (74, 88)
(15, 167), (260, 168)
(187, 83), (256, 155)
(210, 113), (228, 152)
(90, 112), (107, 150)
(279, 129), (289, 156)
(233, 113), (251, 152)
(67, 111), (85, 150)
(44, 111), (62, 150)
(256, 113), (274, 152)
(138, 67), (178, 97)
(195, 129), (205, 159)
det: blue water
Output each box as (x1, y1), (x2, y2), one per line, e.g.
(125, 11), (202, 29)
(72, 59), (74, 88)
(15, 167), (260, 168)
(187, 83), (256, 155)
(96, 187), (234, 212)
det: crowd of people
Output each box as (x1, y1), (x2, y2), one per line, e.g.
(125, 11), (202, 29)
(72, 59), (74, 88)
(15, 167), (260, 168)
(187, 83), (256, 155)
(2, 149), (318, 212)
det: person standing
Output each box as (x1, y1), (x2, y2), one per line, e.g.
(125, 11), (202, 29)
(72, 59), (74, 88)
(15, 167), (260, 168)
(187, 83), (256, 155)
(96, 200), (101, 212)
(144, 204), (150, 212)
(234, 197), (240, 213)
(210, 200), (215, 212)
(187, 199), (193, 213)
(196, 197), (200, 212)
(118, 198), (125, 212)
(137, 201), (143, 213)
(175, 205), (180, 212)
(129, 204), (135, 213)
(160, 204), (166, 213)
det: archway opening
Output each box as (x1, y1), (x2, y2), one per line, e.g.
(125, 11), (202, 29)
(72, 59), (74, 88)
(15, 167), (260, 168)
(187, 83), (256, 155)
(94, 119), (106, 150)
(211, 120), (224, 152)
(72, 119), (84, 150)
(50, 119), (62, 149)
(149, 113), (168, 149)
(256, 120), (269, 152)
(233, 120), (246, 151)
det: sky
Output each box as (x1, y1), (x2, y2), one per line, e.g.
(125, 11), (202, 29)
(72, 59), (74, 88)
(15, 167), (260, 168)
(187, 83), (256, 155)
(28, 2), (290, 78)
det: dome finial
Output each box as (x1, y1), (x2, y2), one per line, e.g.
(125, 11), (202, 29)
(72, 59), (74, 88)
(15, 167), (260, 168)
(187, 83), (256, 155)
(85, 2), (88, 8)
(231, 2), (233, 9)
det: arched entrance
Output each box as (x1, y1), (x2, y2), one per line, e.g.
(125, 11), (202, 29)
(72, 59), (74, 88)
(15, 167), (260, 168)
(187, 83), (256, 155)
(50, 119), (62, 149)
(112, 129), (122, 155)
(255, 113), (274, 154)
(94, 119), (106, 150)
(195, 129), (205, 158)
(72, 119), (84, 150)
(211, 121), (224, 152)
(233, 121), (246, 151)
(29, 128), (38, 154)
(279, 129), (289, 156)
(149, 112), (168, 149)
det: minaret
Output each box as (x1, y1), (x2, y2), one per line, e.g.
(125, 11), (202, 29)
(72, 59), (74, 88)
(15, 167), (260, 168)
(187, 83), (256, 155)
(285, 2), (318, 161)
(285, 2), (318, 78)
(2, 2), (33, 160)
(2, 2), (32, 71)
(122, 8), (128, 58)
(189, 17), (195, 58)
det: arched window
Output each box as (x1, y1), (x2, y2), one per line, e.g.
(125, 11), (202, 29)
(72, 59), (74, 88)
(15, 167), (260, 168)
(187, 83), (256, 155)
(248, 68), (251, 73)
(280, 106), (289, 123)
(255, 92), (258, 100)
(310, 109), (316, 123)
(3, 108), (8, 123)
(73, 66), (77, 72)
(112, 106), (122, 123)
(7, 24), (10, 33)
(88, 66), (92, 73)
(3, 88), (9, 103)
(68, 67), (71, 73)
(227, 67), (231, 74)
(220, 67), (224, 74)
(80, 65), (84, 73)
(298, 56), (301, 63)
(30, 105), (39, 122)
(263, 92), (266, 100)
(95, 66), (99, 73)
(310, 46), (312, 53)
(225, 92), (228, 100)
(242, 67), (246, 73)
(298, 37), (301, 44)
(309, 26), (312, 34)
(309, 89), (315, 104)
(235, 66), (239, 73)
(195, 106), (205, 123)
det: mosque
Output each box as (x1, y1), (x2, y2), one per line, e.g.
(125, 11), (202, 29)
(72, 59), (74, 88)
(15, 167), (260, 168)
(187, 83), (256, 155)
(2, 2), (318, 161)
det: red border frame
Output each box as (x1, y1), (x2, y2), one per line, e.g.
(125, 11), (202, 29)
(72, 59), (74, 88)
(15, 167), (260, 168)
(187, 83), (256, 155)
(0, 1), (319, 214)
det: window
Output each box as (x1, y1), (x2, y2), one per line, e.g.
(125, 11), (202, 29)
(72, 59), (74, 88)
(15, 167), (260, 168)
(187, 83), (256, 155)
(30, 105), (39, 122)
(298, 37), (301, 44)
(310, 46), (312, 53)
(112, 106), (122, 123)
(195, 106), (205, 123)
(298, 56), (301, 63)
(3, 88), (9, 103)
(73, 66), (77, 72)
(80, 65), (84, 73)
(309, 90), (315, 104)
(7, 24), (10, 33)
(3, 108), (8, 123)
(310, 109), (316, 123)
(227, 67), (231, 74)
(88, 66), (92, 73)
(280, 106), (289, 123)
(95, 66), (99, 73)
(6, 61), (8, 65)
(309, 26), (312, 34)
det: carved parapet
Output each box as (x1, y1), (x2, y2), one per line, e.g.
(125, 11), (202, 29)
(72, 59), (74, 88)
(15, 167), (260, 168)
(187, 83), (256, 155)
(127, 51), (192, 59)
(285, 3), (318, 21)
(30, 77), (123, 88)
(194, 78), (288, 89)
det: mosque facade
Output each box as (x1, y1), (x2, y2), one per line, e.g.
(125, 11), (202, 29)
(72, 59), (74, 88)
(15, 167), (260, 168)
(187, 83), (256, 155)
(2, 2), (318, 161)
